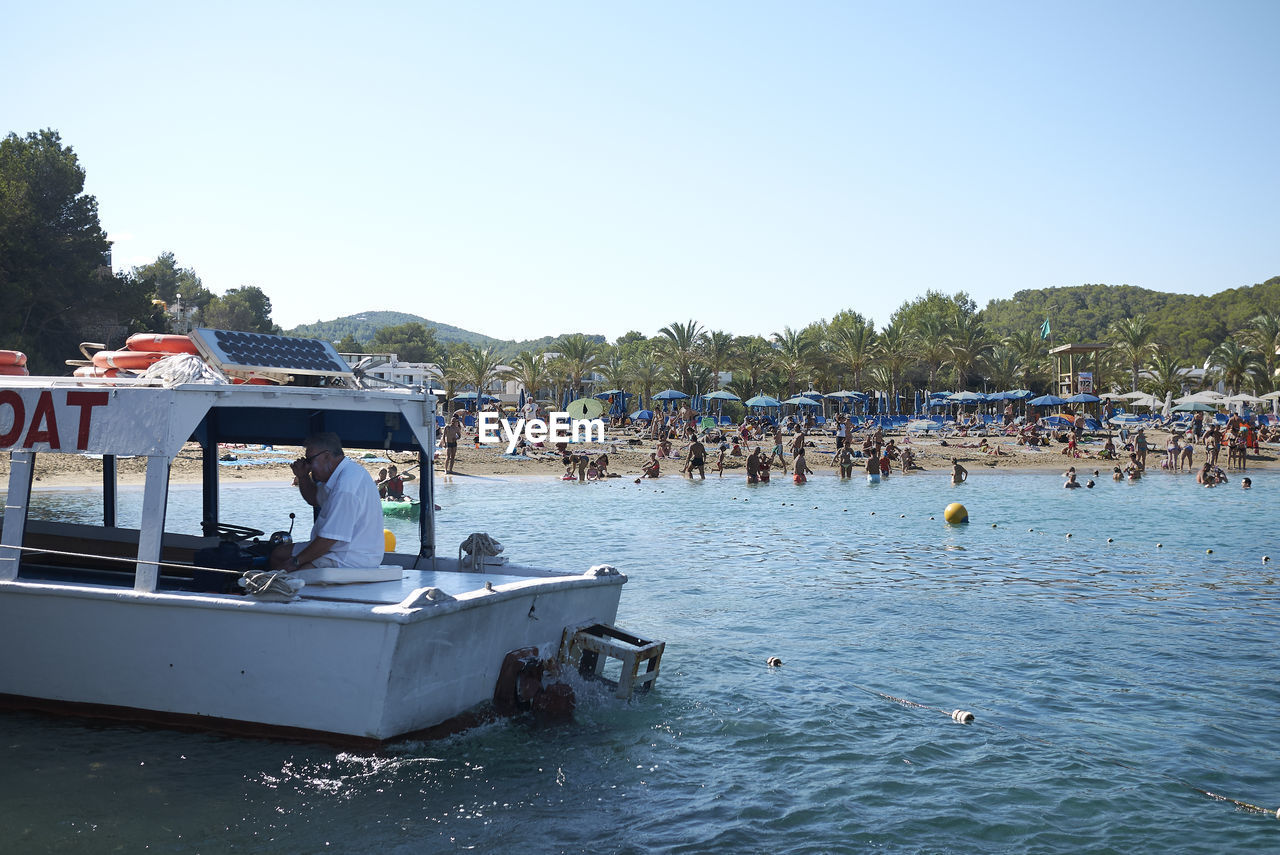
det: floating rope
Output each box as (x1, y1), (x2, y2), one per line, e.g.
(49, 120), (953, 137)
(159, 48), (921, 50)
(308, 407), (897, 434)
(842, 678), (1277, 818)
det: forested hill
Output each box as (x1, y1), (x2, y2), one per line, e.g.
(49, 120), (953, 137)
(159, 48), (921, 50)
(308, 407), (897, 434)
(287, 311), (497, 348)
(285, 311), (602, 357)
(980, 276), (1280, 362)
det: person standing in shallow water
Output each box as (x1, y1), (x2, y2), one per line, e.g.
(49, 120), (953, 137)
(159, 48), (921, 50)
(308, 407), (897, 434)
(684, 439), (707, 479)
(951, 458), (967, 485)
(793, 448), (813, 483)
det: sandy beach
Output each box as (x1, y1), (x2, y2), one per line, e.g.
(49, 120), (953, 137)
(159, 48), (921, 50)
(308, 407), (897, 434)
(5, 424), (1276, 488)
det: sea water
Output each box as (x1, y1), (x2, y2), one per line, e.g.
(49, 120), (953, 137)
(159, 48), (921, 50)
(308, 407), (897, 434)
(2, 469), (1279, 853)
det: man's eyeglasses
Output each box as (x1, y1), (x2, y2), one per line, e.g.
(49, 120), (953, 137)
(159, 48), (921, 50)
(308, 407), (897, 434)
(303, 450), (331, 465)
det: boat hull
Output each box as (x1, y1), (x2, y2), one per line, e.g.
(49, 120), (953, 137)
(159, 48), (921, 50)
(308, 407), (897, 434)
(0, 572), (624, 742)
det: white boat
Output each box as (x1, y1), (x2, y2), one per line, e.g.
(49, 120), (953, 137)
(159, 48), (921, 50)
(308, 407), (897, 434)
(0, 331), (635, 744)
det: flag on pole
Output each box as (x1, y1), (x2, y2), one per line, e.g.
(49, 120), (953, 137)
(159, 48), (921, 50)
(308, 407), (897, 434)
(1040, 318), (1051, 340)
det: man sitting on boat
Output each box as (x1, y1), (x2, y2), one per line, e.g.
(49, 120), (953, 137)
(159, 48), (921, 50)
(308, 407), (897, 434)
(270, 432), (385, 571)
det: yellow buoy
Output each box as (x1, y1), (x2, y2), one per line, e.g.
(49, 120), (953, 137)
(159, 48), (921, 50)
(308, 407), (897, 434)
(943, 503), (968, 524)
(383, 528), (396, 552)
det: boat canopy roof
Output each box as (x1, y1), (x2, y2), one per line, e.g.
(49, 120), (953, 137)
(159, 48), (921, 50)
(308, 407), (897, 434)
(0, 377), (437, 458)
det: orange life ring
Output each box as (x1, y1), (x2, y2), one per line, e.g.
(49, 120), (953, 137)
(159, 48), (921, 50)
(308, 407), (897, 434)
(0, 364), (30, 376)
(0, 350), (27, 367)
(73, 366), (120, 378)
(92, 350), (167, 370)
(125, 333), (197, 354)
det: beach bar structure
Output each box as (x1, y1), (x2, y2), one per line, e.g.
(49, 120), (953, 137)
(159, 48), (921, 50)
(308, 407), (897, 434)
(1049, 343), (1109, 397)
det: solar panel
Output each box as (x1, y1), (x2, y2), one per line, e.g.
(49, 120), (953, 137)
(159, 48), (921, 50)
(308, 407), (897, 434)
(189, 328), (354, 382)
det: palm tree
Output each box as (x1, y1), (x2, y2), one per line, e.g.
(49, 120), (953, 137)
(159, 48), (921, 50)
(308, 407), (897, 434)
(1209, 338), (1263, 395)
(732, 336), (776, 394)
(501, 350), (551, 402)
(831, 320), (877, 390)
(914, 313), (953, 390)
(429, 345), (469, 408)
(704, 330), (736, 390)
(1242, 312), (1280, 390)
(984, 346), (1023, 390)
(871, 324), (913, 401)
(1004, 328), (1046, 390)
(594, 347), (630, 391)
(771, 326), (816, 396)
(656, 319), (706, 394)
(1144, 348), (1189, 399)
(459, 345), (502, 403)
(945, 313), (993, 390)
(1109, 314), (1157, 391)
(554, 333), (602, 398)
(625, 349), (666, 407)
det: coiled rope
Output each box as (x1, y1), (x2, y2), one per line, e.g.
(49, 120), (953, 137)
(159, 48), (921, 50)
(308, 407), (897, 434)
(458, 533), (503, 572)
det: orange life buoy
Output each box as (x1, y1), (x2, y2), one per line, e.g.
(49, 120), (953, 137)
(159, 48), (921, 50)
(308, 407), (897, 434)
(125, 333), (197, 354)
(92, 350), (167, 370)
(0, 364), (30, 376)
(73, 366), (120, 378)
(0, 350), (27, 367)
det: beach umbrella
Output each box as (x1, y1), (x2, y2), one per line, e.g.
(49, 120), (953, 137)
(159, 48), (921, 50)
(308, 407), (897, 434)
(652, 389), (689, 401)
(630, 409), (654, 421)
(1029, 394), (1067, 407)
(1117, 390), (1152, 401)
(704, 390), (740, 402)
(949, 391), (985, 403)
(913, 390), (921, 416)
(1172, 401), (1217, 413)
(745, 395), (782, 408)
(594, 389), (624, 399)
(782, 395), (822, 406)
(1127, 393), (1160, 409)
(1065, 393), (1100, 404)
(517, 388), (526, 411)
(565, 397), (607, 420)
(1109, 413), (1145, 425)
(1003, 390), (1034, 400)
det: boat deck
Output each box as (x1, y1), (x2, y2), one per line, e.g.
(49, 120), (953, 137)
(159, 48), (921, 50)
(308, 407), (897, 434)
(299, 568), (550, 605)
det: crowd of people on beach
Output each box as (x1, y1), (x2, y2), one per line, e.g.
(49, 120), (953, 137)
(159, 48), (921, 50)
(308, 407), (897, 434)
(431, 399), (1270, 489)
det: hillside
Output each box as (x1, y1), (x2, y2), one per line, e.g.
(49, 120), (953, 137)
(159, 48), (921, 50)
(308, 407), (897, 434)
(285, 311), (605, 358)
(979, 276), (1280, 362)
(287, 311), (498, 348)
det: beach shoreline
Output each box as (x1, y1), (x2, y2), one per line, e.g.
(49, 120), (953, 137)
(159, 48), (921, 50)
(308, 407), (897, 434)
(6, 427), (1275, 489)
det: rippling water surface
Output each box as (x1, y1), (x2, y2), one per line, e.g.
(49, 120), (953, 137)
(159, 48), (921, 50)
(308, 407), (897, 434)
(3, 470), (1279, 853)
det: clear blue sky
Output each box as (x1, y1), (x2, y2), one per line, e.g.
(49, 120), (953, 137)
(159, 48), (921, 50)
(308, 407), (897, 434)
(5, 1), (1277, 342)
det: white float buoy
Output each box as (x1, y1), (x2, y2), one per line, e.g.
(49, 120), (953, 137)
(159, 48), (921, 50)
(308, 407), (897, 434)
(951, 709), (975, 723)
(767, 657), (783, 667)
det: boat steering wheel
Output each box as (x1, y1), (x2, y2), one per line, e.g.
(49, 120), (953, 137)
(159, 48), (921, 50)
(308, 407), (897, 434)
(215, 522), (266, 542)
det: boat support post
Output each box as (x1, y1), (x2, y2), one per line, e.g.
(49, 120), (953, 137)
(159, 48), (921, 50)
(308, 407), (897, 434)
(0, 452), (35, 581)
(418, 449), (433, 561)
(134, 455), (172, 592)
(102, 453), (117, 528)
